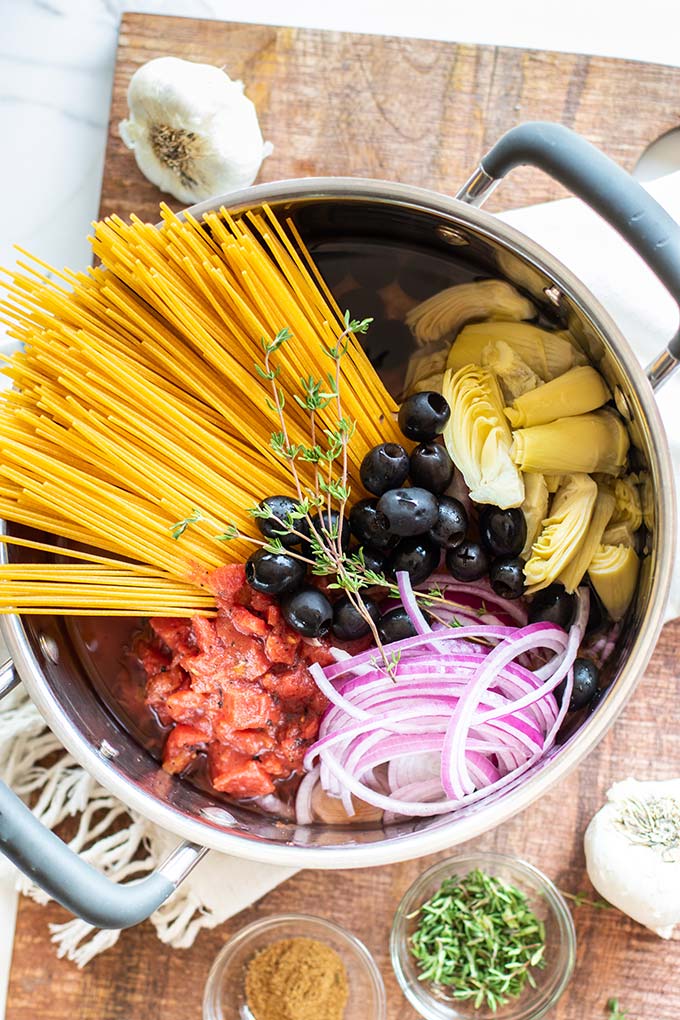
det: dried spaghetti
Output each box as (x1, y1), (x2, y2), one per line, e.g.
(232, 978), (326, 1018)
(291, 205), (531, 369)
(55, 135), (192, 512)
(0, 204), (399, 614)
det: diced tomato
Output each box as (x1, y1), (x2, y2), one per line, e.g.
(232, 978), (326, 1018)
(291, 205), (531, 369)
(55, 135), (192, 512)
(250, 590), (275, 614)
(137, 642), (172, 676)
(142, 568), (347, 803)
(230, 605), (268, 638)
(162, 724), (207, 774)
(164, 688), (217, 737)
(210, 564), (247, 609)
(261, 662), (317, 703)
(258, 751), (292, 778)
(145, 665), (188, 725)
(264, 629), (300, 665)
(150, 618), (196, 659)
(208, 745), (275, 797)
(226, 728), (276, 756)
(219, 684), (281, 730)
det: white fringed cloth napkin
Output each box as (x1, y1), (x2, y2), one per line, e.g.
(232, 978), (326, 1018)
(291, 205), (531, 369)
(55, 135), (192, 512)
(1, 171), (680, 969)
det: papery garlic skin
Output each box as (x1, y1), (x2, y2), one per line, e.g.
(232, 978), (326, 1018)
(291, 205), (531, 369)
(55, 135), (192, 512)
(119, 56), (272, 205)
(584, 777), (680, 939)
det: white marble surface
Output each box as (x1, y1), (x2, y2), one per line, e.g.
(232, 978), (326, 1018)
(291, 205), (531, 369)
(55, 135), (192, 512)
(2, 0), (680, 1012)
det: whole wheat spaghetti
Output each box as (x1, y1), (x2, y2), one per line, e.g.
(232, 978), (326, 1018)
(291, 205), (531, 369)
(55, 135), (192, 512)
(0, 204), (399, 615)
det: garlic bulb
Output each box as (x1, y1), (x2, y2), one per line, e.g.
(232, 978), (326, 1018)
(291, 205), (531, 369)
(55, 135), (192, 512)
(585, 778), (680, 938)
(119, 56), (272, 205)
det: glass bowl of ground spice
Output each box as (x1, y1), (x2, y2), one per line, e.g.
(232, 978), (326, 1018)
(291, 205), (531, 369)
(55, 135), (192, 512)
(390, 852), (576, 1020)
(203, 913), (387, 1020)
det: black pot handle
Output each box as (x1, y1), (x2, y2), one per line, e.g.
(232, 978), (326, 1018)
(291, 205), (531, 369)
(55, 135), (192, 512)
(0, 779), (207, 928)
(456, 121), (680, 389)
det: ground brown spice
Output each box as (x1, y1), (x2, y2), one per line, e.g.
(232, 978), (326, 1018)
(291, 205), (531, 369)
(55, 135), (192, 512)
(244, 936), (349, 1020)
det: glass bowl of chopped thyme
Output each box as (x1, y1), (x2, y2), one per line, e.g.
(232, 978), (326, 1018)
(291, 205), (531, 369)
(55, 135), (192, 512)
(390, 852), (576, 1020)
(202, 913), (387, 1020)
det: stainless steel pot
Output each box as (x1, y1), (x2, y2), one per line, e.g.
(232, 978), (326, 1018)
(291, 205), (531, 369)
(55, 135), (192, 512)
(0, 123), (677, 929)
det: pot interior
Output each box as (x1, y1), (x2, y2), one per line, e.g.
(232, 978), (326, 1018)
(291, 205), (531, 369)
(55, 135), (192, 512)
(6, 190), (667, 855)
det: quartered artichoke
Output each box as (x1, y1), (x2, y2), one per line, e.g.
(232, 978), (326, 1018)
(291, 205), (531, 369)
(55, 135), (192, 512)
(559, 483), (616, 593)
(524, 473), (598, 592)
(588, 544), (640, 621)
(602, 520), (637, 548)
(610, 475), (643, 531)
(511, 409), (629, 476)
(447, 321), (587, 380)
(406, 280), (536, 346)
(442, 364), (525, 508)
(504, 365), (611, 429)
(480, 340), (542, 403)
(520, 472), (549, 560)
(401, 340), (450, 397)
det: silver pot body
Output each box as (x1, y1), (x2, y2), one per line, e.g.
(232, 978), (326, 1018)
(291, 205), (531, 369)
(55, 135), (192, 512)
(1, 177), (675, 869)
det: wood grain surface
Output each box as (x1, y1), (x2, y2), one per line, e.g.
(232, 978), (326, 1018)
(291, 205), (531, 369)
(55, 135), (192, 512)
(7, 12), (680, 1020)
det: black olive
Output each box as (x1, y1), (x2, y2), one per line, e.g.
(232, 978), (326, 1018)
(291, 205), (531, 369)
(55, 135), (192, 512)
(586, 585), (607, 634)
(409, 442), (454, 494)
(377, 487), (439, 537)
(430, 496), (468, 549)
(388, 535), (440, 586)
(307, 509), (351, 553)
(479, 506), (527, 558)
(256, 495), (308, 548)
(445, 540), (489, 582)
(245, 548), (306, 595)
(332, 595), (381, 640)
(398, 391), (451, 442)
(341, 287), (384, 324)
(588, 687), (605, 714)
(360, 443), (410, 496)
(281, 587), (333, 638)
(349, 498), (399, 552)
(489, 556), (525, 600)
(528, 583), (576, 630)
(359, 545), (390, 578)
(555, 658), (600, 711)
(377, 606), (418, 644)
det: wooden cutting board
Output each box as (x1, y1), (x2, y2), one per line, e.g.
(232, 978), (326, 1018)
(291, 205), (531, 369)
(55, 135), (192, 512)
(7, 13), (680, 1020)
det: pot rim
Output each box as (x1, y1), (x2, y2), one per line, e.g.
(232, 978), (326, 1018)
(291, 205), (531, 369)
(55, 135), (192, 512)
(2, 176), (675, 867)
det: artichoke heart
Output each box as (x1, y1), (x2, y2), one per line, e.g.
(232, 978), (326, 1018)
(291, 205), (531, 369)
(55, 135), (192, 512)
(442, 365), (525, 508)
(511, 409), (629, 476)
(406, 279), (536, 346)
(602, 520), (637, 548)
(610, 475), (643, 531)
(524, 473), (598, 592)
(480, 340), (542, 403)
(520, 472), (549, 560)
(504, 365), (611, 428)
(447, 321), (587, 379)
(401, 340), (449, 397)
(559, 484), (616, 593)
(588, 544), (640, 621)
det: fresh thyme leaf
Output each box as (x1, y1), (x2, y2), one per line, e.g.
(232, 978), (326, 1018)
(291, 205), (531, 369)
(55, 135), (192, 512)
(561, 890), (612, 910)
(215, 524), (239, 542)
(263, 537), (285, 554)
(607, 999), (630, 1019)
(409, 869), (546, 1011)
(170, 509), (203, 540)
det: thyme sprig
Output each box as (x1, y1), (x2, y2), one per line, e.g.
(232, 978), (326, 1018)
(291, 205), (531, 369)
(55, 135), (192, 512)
(408, 868), (546, 1013)
(607, 999), (630, 1019)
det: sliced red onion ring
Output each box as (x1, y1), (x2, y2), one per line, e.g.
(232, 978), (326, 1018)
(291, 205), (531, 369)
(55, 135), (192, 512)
(305, 589), (588, 820)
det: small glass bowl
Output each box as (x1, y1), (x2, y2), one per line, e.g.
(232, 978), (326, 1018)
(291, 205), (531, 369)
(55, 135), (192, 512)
(390, 852), (576, 1020)
(203, 913), (387, 1020)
